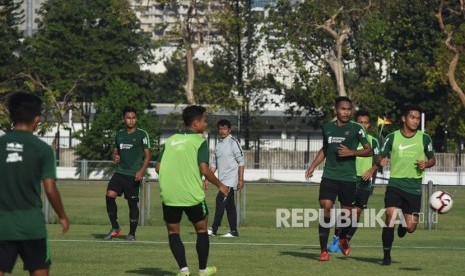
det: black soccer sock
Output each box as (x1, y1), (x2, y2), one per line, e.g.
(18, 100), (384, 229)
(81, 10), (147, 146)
(382, 227), (394, 259)
(106, 196), (119, 229)
(169, 234), (187, 269)
(319, 217), (331, 251)
(339, 216), (352, 237)
(128, 200), (139, 235)
(334, 227), (341, 237)
(196, 232), (209, 270)
(347, 225), (358, 241)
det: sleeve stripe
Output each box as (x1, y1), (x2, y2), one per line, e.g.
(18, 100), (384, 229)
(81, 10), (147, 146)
(232, 137), (243, 156)
(138, 128), (151, 148)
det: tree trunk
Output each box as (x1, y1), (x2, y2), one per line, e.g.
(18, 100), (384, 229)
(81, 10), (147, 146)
(184, 47), (196, 105)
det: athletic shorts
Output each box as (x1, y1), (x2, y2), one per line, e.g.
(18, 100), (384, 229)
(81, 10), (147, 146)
(162, 201), (209, 224)
(319, 177), (356, 207)
(107, 172), (141, 201)
(355, 177), (372, 209)
(0, 239), (50, 273)
(384, 186), (421, 216)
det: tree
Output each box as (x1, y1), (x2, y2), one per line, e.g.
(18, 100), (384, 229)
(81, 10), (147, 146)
(75, 77), (159, 174)
(20, 0), (156, 135)
(0, 0), (24, 128)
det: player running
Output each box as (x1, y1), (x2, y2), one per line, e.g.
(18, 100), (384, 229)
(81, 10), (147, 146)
(305, 96), (372, 261)
(376, 105), (435, 265)
(329, 109), (381, 252)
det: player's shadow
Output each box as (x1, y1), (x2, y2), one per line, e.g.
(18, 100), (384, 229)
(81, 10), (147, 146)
(126, 267), (175, 275)
(279, 248), (320, 260)
(90, 233), (130, 240)
(399, 267), (422, 271)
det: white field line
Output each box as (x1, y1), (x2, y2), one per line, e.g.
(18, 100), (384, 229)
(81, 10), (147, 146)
(49, 239), (465, 250)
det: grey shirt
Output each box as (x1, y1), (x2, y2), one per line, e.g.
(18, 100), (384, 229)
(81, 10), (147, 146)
(211, 134), (245, 189)
(0, 130), (5, 136)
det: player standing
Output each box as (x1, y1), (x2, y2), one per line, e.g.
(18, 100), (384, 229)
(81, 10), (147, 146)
(0, 92), (69, 276)
(377, 105), (436, 265)
(155, 105), (228, 276)
(329, 109), (381, 252)
(305, 96), (372, 261)
(104, 107), (151, 242)
(207, 119), (245, 238)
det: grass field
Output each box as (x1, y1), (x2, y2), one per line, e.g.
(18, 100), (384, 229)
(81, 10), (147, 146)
(10, 182), (465, 275)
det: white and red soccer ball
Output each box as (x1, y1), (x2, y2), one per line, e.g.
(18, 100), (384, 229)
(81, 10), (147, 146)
(429, 191), (453, 214)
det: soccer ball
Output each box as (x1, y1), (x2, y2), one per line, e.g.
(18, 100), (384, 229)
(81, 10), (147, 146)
(429, 191), (453, 214)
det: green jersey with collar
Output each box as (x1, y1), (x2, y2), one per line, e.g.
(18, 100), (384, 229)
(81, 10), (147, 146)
(0, 131), (56, 240)
(322, 121), (369, 182)
(157, 130), (209, 206)
(114, 128), (150, 177)
(380, 130), (435, 195)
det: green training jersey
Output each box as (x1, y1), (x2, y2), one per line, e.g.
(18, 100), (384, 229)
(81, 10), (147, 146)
(380, 130), (435, 195)
(114, 128), (150, 176)
(0, 131), (56, 240)
(356, 134), (379, 176)
(157, 130), (209, 206)
(322, 121), (369, 182)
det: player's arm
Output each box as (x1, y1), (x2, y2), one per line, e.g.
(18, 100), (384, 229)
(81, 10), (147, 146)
(112, 147), (120, 164)
(200, 162), (228, 196)
(305, 146), (326, 179)
(43, 178), (69, 235)
(233, 140), (245, 190)
(375, 134), (393, 168)
(362, 138), (381, 181)
(135, 148), (151, 181)
(154, 144), (165, 174)
(417, 134), (436, 170)
(338, 126), (372, 157)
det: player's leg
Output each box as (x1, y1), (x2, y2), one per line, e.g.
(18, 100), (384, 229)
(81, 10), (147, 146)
(0, 241), (19, 275)
(187, 201), (216, 275)
(209, 189), (228, 236)
(223, 188), (238, 237)
(347, 186), (370, 241)
(124, 178), (141, 241)
(318, 178), (338, 261)
(398, 191), (421, 237)
(18, 239), (50, 276)
(337, 180), (356, 256)
(104, 173), (123, 240)
(382, 187), (403, 265)
(163, 204), (189, 275)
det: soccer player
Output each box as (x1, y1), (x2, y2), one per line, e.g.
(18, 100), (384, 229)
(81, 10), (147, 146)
(377, 105), (435, 266)
(155, 105), (228, 276)
(0, 92), (69, 276)
(104, 107), (151, 242)
(206, 119), (245, 237)
(329, 109), (381, 252)
(305, 96), (372, 261)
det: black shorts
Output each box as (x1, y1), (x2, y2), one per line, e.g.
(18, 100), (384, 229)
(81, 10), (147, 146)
(107, 172), (141, 201)
(319, 178), (356, 207)
(162, 201), (209, 224)
(384, 186), (421, 215)
(0, 239), (50, 273)
(355, 188), (371, 209)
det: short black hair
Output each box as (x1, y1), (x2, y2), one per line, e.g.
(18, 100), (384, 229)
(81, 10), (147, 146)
(402, 105), (422, 117)
(182, 105), (206, 126)
(122, 106), (137, 117)
(355, 109), (370, 120)
(335, 96), (352, 107)
(7, 92), (42, 125)
(217, 119), (231, 129)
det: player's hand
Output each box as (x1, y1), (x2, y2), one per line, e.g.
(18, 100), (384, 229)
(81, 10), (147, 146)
(219, 184), (229, 198)
(305, 167), (315, 179)
(380, 157), (389, 167)
(113, 154), (120, 164)
(238, 180), (244, 191)
(135, 170), (145, 181)
(337, 145), (354, 157)
(59, 216), (70, 236)
(203, 180), (209, 190)
(362, 170), (374, 181)
(416, 160), (426, 170)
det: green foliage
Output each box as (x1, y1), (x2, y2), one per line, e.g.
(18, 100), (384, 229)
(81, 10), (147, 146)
(75, 78), (160, 165)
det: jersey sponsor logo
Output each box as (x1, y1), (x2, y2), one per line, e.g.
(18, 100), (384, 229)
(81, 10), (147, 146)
(374, 148), (379, 155)
(120, 144), (133, 150)
(6, 152), (22, 163)
(398, 143), (416, 150)
(328, 136), (346, 144)
(6, 142), (23, 152)
(427, 142), (433, 152)
(171, 140), (186, 146)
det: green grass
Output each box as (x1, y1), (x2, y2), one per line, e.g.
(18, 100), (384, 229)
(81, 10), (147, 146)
(10, 182), (465, 275)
